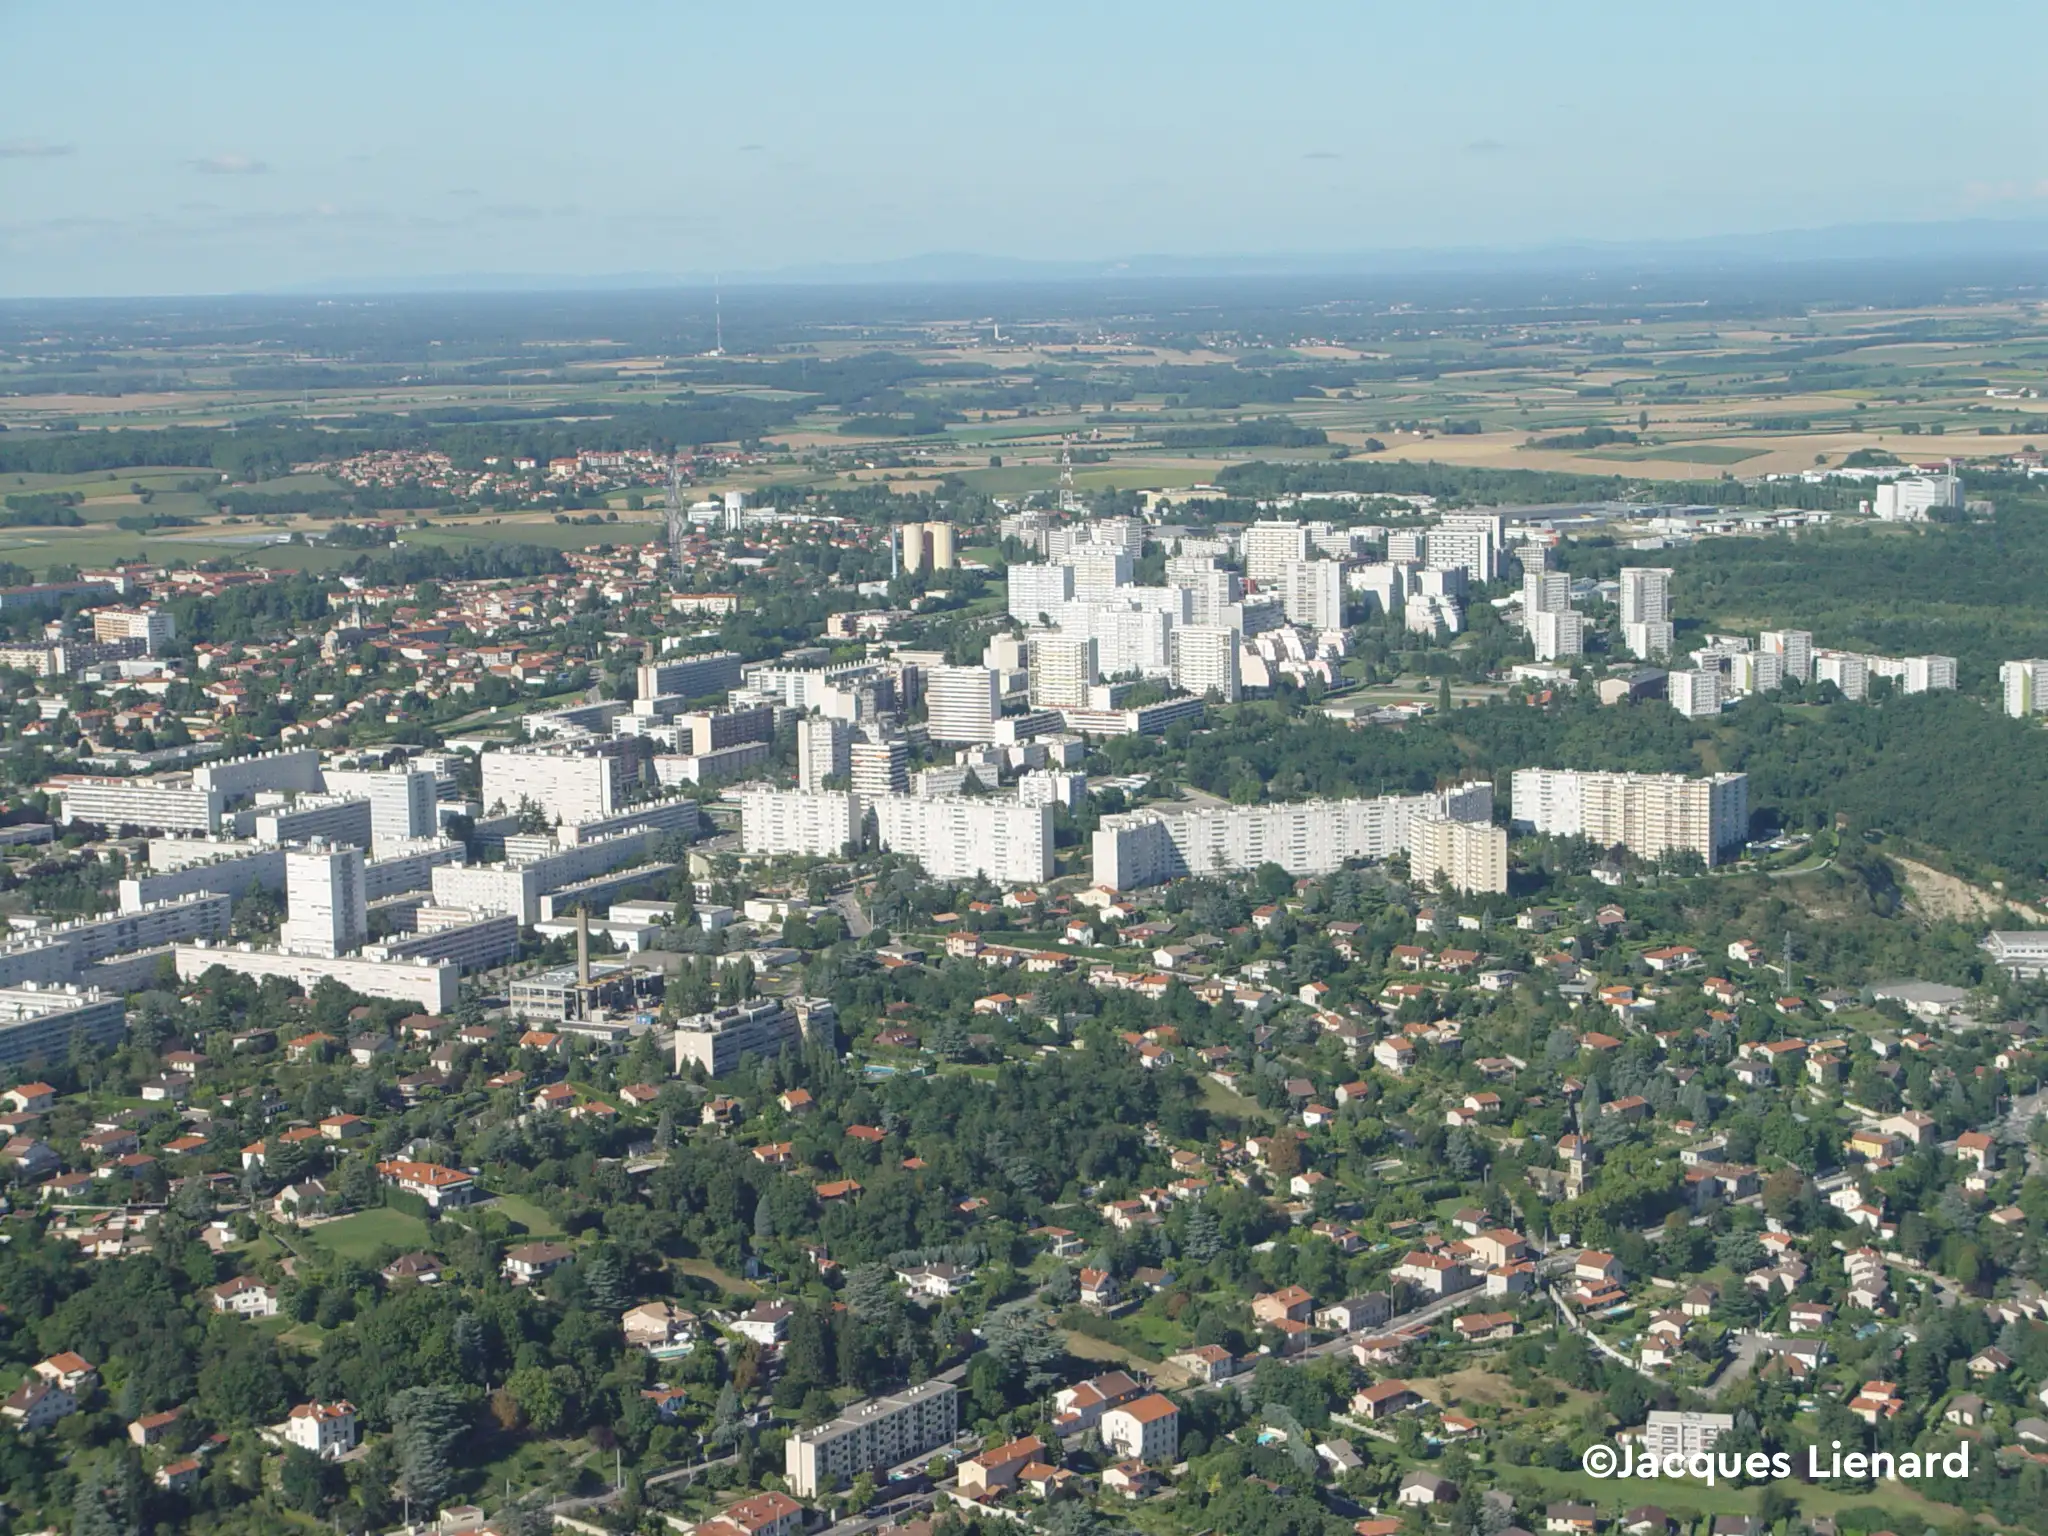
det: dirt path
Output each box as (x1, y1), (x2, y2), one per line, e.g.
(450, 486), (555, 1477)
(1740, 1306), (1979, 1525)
(1890, 856), (2047, 925)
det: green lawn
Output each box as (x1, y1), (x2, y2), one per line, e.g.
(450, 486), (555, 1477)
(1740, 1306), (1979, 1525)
(490, 1193), (564, 1237)
(302, 1207), (431, 1262)
(1198, 1075), (1273, 1126)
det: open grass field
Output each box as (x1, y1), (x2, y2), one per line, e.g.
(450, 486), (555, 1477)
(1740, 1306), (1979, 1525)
(488, 1193), (563, 1236)
(302, 1207), (431, 1262)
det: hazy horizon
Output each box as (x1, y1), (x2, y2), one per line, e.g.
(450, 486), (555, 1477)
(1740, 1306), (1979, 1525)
(8, 0), (2048, 298)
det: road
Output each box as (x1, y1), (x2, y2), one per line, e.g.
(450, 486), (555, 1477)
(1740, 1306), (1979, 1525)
(2000, 1085), (2048, 1174)
(834, 888), (874, 939)
(1701, 1330), (1774, 1400)
(1547, 1284), (1658, 1384)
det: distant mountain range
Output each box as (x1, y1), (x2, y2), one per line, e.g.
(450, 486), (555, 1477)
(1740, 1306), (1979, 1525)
(275, 216), (2048, 295)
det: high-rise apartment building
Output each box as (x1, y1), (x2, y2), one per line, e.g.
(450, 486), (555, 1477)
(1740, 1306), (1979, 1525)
(1726, 651), (1785, 695)
(1510, 769), (1748, 864)
(2004, 659), (2048, 718)
(1668, 669), (1722, 719)
(1280, 560), (1346, 630)
(1867, 654), (1957, 695)
(1170, 625), (1241, 702)
(1068, 548), (1134, 602)
(1410, 815), (1510, 895)
(1618, 568), (1673, 627)
(319, 767), (440, 846)
(741, 790), (861, 859)
(481, 751), (625, 826)
(872, 796), (1053, 885)
(797, 716), (852, 791)
(636, 651), (743, 702)
(1529, 609), (1584, 661)
(1006, 562), (1075, 625)
(1522, 571), (1572, 615)
(92, 607), (175, 653)
(281, 844), (368, 958)
(1623, 620), (1675, 662)
(1243, 520), (1310, 584)
(1093, 783), (1494, 889)
(1029, 633), (1099, 710)
(923, 666), (1001, 744)
(1814, 650), (1869, 700)
(1759, 630), (1814, 685)
(1430, 513), (1503, 583)
(850, 737), (910, 798)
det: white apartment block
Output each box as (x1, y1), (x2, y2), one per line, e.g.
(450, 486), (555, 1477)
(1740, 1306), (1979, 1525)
(1410, 815), (1509, 895)
(1529, 609), (1584, 661)
(318, 767), (440, 846)
(1510, 769), (1748, 864)
(636, 651), (743, 701)
(281, 845), (368, 959)
(1522, 571), (1572, 615)
(741, 790), (860, 859)
(1170, 624), (1241, 702)
(1030, 633), (1100, 710)
(176, 944), (458, 1011)
(1093, 782), (1494, 890)
(1067, 548), (1133, 602)
(1623, 620), (1674, 662)
(481, 751), (624, 825)
(0, 985), (125, 1066)
(1759, 629), (1814, 684)
(1866, 653), (1957, 694)
(1176, 565), (1243, 626)
(252, 795), (373, 850)
(54, 777), (224, 835)
(1814, 650), (1869, 700)
(193, 750), (324, 800)
(850, 737), (910, 798)
(674, 998), (801, 1077)
(1007, 562), (1075, 625)
(1280, 559), (1346, 630)
(1726, 650), (1785, 695)
(91, 607), (175, 653)
(1668, 669), (1722, 719)
(1618, 567), (1672, 626)
(2003, 659), (2048, 718)
(1642, 1410), (1733, 1460)
(1017, 770), (1086, 809)
(1243, 520), (1310, 584)
(1429, 513), (1503, 583)
(923, 666), (1000, 744)
(785, 1381), (959, 1499)
(797, 715), (852, 791)
(872, 795), (1053, 885)
(1351, 562), (1411, 618)
(1085, 605), (1174, 679)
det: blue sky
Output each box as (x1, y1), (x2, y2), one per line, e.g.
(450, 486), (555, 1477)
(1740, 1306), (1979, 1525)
(4, 0), (2046, 296)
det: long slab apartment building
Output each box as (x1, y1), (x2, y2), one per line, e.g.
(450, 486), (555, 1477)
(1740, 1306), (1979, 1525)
(785, 1380), (959, 1498)
(1092, 782), (1495, 891)
(1511, 769), (1748, 864)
